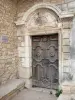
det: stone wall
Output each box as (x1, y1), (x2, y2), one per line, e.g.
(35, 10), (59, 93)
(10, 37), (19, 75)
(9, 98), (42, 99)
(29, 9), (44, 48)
(61, 18), (72, 81)
(0, 0), (18, 85)
(17, 0), (75, 14)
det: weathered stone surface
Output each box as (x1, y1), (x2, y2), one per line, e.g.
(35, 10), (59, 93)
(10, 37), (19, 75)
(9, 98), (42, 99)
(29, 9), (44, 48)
(17, 0), (42, 14)
(61, 4), (68, 11)
(63, 53), (70, 60)
(62, 39), (70, 45)
(17, 0), (75, 14)
(61, 81), (75, 94)
(11, 89), (57, 100)
(0, 0), (18, 85)
(0, 79), (25, 100)
(57, 94), (71, 100)
(68, 1), (75, 10)
(62, 20), (72, 29)
(62, 29), (70, 39)
(63, 46), (70, 53)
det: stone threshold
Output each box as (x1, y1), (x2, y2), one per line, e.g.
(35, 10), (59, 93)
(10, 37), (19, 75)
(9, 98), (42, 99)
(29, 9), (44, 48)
(0, 79), (25, 100)
(30, 87), (56, 95)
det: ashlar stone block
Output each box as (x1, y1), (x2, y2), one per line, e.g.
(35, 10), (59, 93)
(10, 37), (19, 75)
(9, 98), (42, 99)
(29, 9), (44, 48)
(62, 29), (70, 38)
(63, 53), (70, 60)
(62, 39), (70, 46)
(63, 46), (70, 53)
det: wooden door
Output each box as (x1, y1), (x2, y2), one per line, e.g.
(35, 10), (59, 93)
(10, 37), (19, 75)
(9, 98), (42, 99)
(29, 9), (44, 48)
(32, 34), (59, 89)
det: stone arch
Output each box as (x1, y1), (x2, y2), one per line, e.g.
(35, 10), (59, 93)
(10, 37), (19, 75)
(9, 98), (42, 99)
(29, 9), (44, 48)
(16, 3), (63, 25)
(22, 3), (61, 20)
(26, 8), (59, 30)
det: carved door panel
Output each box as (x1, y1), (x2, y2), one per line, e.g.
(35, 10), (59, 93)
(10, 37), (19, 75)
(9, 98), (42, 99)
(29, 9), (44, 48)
(32, 34), (58, 89)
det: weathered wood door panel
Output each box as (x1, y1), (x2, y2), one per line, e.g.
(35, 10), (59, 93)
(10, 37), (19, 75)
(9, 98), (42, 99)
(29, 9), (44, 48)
(32, 34), (59, 89)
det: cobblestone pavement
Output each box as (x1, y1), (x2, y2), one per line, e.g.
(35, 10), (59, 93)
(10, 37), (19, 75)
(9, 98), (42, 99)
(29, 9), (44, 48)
(11, 88), (57, 100)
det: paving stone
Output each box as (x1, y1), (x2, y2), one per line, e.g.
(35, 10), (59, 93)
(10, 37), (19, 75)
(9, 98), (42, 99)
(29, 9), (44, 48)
(0, 79), (25, 100)
(11, 88), (57, 100)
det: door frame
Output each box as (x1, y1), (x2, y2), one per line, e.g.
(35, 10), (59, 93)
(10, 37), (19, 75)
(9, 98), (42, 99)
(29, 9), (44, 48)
(28, 29), (62, 88)
(16, 3), (73, 88)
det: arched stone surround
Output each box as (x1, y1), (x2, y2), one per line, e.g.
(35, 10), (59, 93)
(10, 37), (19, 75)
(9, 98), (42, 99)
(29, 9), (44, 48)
(15, 3), (74, 88)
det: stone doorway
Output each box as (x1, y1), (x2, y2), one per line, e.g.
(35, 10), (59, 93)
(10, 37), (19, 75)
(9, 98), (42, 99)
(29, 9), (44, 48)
(16, 3), (73, 88)
(32, 34), (59, 89)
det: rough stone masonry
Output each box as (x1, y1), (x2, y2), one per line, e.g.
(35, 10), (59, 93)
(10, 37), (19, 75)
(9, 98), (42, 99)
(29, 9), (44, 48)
(0, 0), (18, 85)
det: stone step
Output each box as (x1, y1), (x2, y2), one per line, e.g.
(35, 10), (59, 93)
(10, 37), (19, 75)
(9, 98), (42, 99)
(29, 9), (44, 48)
(57, 94), (75, 100)
(0, 79), (25, 100)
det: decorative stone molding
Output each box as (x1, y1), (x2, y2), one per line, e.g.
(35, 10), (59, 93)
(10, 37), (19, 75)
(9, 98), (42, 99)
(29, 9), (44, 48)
(15, 3), (74, 26)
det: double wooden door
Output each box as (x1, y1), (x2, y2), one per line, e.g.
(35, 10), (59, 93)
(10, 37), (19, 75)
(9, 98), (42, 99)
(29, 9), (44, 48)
(32, 34), (59, 89)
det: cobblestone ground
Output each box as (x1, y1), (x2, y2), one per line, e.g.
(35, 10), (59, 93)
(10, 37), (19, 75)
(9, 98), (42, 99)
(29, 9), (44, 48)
(11, 88), (57, 100)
